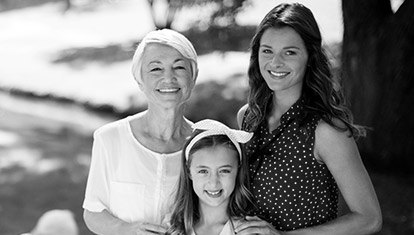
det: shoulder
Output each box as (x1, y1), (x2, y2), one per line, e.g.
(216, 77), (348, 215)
(236, 104), (249, 129)
(94, 119), (125, 139)
(315, 119), (358, 164)
(93, 112), (144, 140)
(315, 118), (350, 142)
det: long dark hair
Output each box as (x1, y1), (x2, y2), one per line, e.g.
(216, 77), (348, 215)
(245, 3), (364, 138)
(166, 130), (254, 235)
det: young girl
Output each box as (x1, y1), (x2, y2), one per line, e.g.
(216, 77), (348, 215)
(167, 119), (254, 235)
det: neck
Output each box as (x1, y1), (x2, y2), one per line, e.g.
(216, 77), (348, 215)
(271, 90), (301, 116)
(198, 202), (229, 226)
(143, 104), (190, 141)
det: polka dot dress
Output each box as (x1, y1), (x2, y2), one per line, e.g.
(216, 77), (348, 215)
(242, 98), (339, 231)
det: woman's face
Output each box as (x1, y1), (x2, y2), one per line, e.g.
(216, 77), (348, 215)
(189, 145), (239, 210)
(258, 27), (308, 97)
(140, 43), (194, 108)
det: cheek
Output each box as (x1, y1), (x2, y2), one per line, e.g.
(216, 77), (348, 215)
(224, 174), (237, 191)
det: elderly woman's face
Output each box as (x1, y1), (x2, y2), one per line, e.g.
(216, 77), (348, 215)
(140, 43), (194, 108)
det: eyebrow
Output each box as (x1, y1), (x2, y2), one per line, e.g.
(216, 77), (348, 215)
(148, 58), (185, 65)
(260, 44), (301, 50)
(195, 164), (234, 169)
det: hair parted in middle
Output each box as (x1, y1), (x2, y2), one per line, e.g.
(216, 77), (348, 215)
(166, 127), (255, 235)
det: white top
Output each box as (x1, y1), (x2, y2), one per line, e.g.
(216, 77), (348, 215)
(190, 219), (237, 235)
(82, 113), (182, 224)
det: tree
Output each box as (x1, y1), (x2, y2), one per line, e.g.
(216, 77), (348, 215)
(341, 0), (414, 172)
(146, 0), (249, 29)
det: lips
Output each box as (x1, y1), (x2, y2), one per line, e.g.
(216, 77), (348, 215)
(268, 70), (290, 78)
(205, 189), (223, 198)
(157, 88), (180, 93)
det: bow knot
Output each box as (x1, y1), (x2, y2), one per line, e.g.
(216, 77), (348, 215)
(185, 119), (253, 160)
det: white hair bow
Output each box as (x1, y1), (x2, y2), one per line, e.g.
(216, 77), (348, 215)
(185, 119), (253, 160)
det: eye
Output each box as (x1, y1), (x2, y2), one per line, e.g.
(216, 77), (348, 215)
(219, 169), (232, 174)
(150, 67), (162, 72)
(261, 49), (272, 54)
(198, 169), (208, 174)
(174, 66), (186, 70)
(285, 50), (297, 56)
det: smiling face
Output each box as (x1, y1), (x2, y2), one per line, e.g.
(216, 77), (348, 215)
(189, 145), (239, 210)
(140, 43), (194, 108)
(258, 27), (308, 98)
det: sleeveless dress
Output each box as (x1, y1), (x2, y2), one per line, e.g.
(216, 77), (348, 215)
(242, 98), (339, 231)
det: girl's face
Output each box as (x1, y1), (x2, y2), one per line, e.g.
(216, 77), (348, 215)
(189, 145), (239, 210)
(140, 43), (194, 108)
(258, 27), (308, 98)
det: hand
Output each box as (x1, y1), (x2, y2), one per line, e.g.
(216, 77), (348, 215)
(234, 216), (282, 235)
(121, 222), (167, 235)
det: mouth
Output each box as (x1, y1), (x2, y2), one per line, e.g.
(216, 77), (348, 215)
(157, 88), (180, 93)
(205, 189), (223, 198)
(268, 71), (290, 79)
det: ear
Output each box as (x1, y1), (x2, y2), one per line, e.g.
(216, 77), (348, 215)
(187, 167), (193, 180)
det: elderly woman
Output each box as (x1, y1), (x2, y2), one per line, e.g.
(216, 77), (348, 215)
(82, 29), (198, 235)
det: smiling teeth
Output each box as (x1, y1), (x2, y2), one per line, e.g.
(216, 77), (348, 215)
(207, 190), (221, 195)
(269, 71), (289, 77)
(158, 88), (179, 92)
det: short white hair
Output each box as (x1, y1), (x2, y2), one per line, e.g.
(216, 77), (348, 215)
(131, 29), (198, 84)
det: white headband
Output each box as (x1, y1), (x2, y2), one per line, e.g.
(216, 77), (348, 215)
(185, 119), (253, 161)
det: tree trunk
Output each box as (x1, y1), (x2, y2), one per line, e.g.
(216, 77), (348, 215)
(342, 0), (414, 172)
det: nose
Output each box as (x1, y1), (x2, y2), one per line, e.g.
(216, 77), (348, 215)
(208, 172), (220, 187)
(164, 68), (177, 82)
(271, 53), (284, 67)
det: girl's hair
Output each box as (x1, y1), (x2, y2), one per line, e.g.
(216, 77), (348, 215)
(245, 3), (365, 138)
(167, 130), (254, 235)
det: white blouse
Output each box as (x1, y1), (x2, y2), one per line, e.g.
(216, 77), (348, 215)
(82, 113), (181, 224)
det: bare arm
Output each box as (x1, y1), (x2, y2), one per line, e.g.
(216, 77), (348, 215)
(284, 121), (382, 235)
(83, 209), (167, 235)
(235, 120), (382, 235)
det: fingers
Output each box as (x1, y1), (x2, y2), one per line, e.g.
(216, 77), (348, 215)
(234, 217), (280, 235)
(234, 217), (269, 233)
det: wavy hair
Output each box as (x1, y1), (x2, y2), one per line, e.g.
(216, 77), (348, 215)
(245, 3), (365, 138)
(166, 130), (254, 235)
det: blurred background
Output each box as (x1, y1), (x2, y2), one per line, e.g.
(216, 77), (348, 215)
(0, 0), (413, 234)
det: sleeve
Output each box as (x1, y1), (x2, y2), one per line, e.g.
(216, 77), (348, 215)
(82, 132), (111, 212)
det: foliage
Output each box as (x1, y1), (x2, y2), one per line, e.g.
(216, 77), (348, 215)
(148, 0), (250, 29)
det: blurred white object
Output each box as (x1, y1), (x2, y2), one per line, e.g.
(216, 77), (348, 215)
(21, 209), (79, 235)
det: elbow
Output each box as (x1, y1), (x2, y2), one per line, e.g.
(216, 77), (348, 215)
(83, 209), (96, 233)
(368, 213), (382, 234)
(362, 209), (382, 234)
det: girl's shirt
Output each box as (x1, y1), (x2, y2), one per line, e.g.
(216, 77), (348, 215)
(82, 113), (181, 224)
(242, 98), (338, 231)
(190, 219), (238, 235)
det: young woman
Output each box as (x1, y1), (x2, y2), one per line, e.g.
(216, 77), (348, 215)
(82, 29), (198, 235)
(235, 3), (382, 235)
(167, 119), (254, 235)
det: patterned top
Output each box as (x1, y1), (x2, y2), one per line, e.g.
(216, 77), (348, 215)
(242, 98), (339, 231)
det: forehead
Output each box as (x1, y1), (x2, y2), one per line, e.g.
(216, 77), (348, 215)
(142, 43), (187, 63)
(190, 146), (239, 167)
(260, 27), (306, 48)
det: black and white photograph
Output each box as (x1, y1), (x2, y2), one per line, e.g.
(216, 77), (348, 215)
(0, 0), (413, 234)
